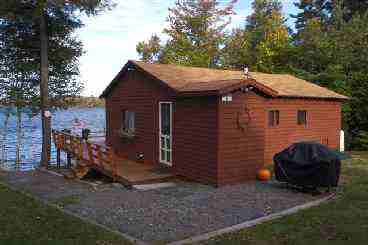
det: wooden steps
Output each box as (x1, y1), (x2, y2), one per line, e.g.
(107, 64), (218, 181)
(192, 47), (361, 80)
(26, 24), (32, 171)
(52, 130), (176, 187)
(63, 165), (91, 180)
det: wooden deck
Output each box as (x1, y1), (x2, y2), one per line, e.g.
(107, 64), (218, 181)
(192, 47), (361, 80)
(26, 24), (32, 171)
(93, 157), (175, 186)
(52, 130), (175, 187)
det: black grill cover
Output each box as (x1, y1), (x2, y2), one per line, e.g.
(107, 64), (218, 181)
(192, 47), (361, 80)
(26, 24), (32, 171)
(273, 142), (341, 188)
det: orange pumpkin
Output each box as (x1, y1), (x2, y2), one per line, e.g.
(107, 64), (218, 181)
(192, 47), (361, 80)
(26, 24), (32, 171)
(257, 169), (271, 181)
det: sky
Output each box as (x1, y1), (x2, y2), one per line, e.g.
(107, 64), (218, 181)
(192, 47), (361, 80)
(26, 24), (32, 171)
(77, 0), (299, 97)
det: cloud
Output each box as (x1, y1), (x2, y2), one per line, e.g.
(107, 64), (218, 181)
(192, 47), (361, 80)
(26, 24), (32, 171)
(77, 0), (298, 96)
(77, 0), (174, 96)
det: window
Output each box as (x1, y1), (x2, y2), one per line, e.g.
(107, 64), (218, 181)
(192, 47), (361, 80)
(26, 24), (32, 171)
(297, 110), (307, 125)
(123, 111), (135, 133)
(268, 110), (279, 127)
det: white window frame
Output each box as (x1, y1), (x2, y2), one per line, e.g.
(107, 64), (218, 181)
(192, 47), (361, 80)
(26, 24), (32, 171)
(159, 102), (173, 166)
(123, 110), (135, 133)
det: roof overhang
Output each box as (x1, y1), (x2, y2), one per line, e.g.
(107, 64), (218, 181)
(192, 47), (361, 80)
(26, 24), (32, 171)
(100, 60), (349, 101)
(100, 60), (177, 99)
(176, 79), (279, 98)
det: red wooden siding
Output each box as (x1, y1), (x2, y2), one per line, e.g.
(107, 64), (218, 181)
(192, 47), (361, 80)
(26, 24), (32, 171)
(173, 97), (219, 185)
(105, 70), (174, 165)
(217, 91), (266, 185)
(216, 92), (342, 186)
(105, 70), (219, 185)
(105, 69), (342, 186)
(264, 99), (341, 164)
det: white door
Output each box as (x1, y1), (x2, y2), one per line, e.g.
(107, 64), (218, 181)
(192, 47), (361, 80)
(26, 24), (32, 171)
(159, 102), (172, 166)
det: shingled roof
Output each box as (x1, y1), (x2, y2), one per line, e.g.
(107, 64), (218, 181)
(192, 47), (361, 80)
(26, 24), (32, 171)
(100, 60), (348, 100)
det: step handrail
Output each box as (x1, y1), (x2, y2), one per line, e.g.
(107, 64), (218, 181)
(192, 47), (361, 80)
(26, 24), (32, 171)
(52, 130), (118, 180)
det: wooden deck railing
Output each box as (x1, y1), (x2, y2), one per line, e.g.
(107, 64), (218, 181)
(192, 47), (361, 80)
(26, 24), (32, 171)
(52, 130), (118, 180)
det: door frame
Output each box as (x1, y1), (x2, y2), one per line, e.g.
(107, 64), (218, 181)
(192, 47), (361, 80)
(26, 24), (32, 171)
(159, 101), (173, 166)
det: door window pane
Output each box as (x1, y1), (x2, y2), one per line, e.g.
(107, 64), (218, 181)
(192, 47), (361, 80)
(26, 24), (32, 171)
(166, 151), (171, 162)
(161, 150), (166, 161)
(159, 102), (172, 164)
(161, 103), (171, 135)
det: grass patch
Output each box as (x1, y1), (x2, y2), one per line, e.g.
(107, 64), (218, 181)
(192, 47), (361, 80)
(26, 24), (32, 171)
(53, 195), (81, 208)
(0, 183), (132, 245)
(202, 152), (368, 245)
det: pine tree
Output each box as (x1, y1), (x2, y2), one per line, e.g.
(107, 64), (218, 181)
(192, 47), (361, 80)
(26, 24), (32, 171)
(221, 28), (251, 69)
(329, 3), (368, 148)
(292, 0), (333, 31)
(136, 34), (162, 63)
(0, 0), (114, 166)
(343, 0), (368, 20)
(291, 0), (368, 149)
(293, 0), (368, 30)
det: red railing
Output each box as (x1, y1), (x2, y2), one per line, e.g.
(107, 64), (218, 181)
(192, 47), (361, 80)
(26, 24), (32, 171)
(52, 130), (118, 180)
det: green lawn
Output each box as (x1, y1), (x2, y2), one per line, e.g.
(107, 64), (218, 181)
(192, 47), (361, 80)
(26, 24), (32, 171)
(203, 152), (368, 245)
(1, 153), (367, 245)
(0, 184), (132, 245)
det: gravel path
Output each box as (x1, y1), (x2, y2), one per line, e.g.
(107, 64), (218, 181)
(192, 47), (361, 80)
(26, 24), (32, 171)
(0, 169), (319, 243)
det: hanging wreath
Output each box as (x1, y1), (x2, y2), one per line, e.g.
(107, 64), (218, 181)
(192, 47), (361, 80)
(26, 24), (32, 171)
(237, 107), (251, 131)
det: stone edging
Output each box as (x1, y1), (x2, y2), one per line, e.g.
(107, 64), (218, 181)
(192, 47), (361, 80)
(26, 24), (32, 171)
(1, 169), (335, 245)
(167, 193), (335, 245)
(0, 178), (148, 245)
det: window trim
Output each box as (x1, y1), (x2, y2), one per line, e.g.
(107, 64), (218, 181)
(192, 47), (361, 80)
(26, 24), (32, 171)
(122, 110), (136, 133)
(159, 101), (173, 166)
(268, 110), (280, 127)
(297, 110), (307, 126)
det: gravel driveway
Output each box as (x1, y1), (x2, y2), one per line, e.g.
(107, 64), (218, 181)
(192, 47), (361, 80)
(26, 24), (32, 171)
(0, 169), (319, 243)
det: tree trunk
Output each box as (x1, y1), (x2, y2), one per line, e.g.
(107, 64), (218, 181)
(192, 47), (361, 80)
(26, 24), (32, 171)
(0, 112), (10, 165)
(40, 10), (51, 167)
(15, 107), (22, 165)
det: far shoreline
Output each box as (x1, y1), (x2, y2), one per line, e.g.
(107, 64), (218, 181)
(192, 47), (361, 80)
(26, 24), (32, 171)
(0, 96), (105, 110)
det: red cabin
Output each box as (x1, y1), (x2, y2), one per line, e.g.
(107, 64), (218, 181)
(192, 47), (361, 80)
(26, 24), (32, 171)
(100, 60), (347, 186)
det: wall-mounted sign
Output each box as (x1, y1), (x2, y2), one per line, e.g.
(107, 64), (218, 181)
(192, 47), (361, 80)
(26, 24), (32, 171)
(222, 94), (232, 103)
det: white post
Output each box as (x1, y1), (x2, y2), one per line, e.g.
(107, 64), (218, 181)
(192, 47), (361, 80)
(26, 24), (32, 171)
(340, 130), (345, 152)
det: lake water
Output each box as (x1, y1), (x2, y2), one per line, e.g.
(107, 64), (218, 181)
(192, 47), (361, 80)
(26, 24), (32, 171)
(0, 107), (105, 171)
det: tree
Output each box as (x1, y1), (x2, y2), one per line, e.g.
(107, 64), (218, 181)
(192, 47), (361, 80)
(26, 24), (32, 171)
(290, 18), (332, 80)
(291, 1), (368, 149)
(343, 0), (368, 20)
(0, 0), (114, 166)
(293, 0), (368, 29)
(136, 34), (162, 63)
(246, 0), (283, 31)
(221, 28), (251, 69)
(164, 0), (236, 68)
(137, 0), (237, 68)
(328, 4), (368, 148)
(0, 11), (40, 165)
(222, 0), (290, 72)
(0, 107), (11, 165)
(252, 5), (290, 72)
(292, 0), (333, 31)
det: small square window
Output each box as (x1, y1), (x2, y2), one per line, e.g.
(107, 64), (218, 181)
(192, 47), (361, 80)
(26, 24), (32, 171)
(123, 110), (135, 133)
(269, 110), (279, 127)
(297, 110), (307, 125)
